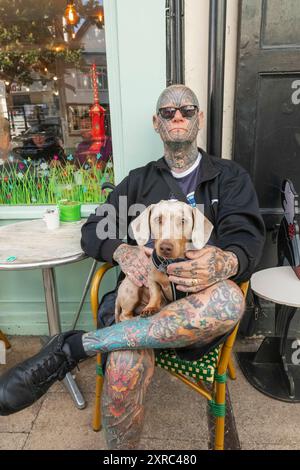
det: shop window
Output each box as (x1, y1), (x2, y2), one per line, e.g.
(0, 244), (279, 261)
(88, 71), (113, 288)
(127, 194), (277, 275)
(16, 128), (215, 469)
(0, 0), (113, 205)
(76, 66), (108, 90)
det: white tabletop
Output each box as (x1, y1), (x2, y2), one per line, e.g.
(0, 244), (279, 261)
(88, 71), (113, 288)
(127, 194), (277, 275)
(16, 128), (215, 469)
(0, 219), (87, 270)
(251, 266), (300, 308)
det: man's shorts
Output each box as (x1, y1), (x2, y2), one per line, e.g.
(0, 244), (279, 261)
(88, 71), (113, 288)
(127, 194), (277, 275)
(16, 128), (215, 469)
(97, 288), (232, 372)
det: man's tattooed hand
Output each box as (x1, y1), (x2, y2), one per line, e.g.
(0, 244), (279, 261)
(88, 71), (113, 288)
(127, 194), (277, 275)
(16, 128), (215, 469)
(113, 243), (153, 287)
(167, 246), (239, 292)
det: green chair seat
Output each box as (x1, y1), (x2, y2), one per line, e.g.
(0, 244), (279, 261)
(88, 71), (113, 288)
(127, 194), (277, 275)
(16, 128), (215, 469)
(155, 347), (220, 383)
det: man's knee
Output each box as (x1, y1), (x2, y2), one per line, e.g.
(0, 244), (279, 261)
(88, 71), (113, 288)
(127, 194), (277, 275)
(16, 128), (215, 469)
(222, 279), (245, 320)
(104, 349), (155, 393)
(194, 279), (245, 323)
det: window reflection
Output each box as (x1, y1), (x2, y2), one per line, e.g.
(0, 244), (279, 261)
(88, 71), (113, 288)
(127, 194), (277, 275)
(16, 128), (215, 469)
(0, 0), (113, 205)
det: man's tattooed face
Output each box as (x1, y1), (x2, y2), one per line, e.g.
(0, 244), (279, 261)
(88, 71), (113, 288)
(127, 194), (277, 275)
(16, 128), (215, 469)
(153, 85), (200, 145)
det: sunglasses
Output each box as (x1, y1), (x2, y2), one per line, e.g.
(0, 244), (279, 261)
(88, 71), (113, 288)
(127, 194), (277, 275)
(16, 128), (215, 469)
(158, 105), (198, 120)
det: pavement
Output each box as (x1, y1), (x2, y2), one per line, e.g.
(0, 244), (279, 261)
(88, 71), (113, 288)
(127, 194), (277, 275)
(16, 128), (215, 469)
(1, 336), (300, 450)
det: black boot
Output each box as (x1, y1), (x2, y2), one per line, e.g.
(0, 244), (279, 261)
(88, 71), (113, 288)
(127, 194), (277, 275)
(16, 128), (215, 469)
(0, 330), (85, 416)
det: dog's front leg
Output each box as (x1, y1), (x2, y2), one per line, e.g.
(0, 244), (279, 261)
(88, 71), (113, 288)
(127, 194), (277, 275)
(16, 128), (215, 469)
(140, 279), (162, 317)
(115, 278), (141, 322)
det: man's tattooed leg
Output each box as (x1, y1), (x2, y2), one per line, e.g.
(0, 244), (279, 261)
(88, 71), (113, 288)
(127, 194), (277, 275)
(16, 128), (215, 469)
(102, 349), (155, 450)
(82, 280), (245, 354)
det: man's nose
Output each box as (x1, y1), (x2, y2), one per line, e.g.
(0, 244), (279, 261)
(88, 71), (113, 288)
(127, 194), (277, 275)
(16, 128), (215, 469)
(172, 109), (184, 121)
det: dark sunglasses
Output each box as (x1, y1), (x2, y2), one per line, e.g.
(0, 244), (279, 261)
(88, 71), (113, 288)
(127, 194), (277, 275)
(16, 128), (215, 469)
(158, 105), (198, 120)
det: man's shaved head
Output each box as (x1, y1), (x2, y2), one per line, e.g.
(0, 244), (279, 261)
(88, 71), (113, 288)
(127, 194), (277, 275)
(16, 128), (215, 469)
(156, 84), (199, 113)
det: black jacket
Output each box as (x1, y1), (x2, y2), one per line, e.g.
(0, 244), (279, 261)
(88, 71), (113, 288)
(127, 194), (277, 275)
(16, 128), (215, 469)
(81, 149), (266, 283)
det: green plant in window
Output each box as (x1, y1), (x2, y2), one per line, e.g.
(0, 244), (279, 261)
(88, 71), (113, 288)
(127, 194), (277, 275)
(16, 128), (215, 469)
(0, 155), (114, 205)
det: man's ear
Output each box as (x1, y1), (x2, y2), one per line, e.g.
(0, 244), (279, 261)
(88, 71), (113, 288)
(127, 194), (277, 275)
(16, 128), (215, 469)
(153, 115), (159, 133)
(198, 111), (204, 130)
(191, 207), (213, 249)
(130, 205), (154, 246)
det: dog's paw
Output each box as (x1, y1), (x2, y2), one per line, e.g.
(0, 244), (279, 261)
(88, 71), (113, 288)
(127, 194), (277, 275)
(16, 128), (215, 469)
(118, 311), (135, 322)
(140, 307), (159, 317)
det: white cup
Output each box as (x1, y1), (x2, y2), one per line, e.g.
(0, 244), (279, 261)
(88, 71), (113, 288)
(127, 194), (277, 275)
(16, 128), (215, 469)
(43, 208), (60, 230)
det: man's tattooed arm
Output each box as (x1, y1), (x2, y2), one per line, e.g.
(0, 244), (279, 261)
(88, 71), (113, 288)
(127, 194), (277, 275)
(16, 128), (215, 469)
(167, 246), (239, 292)
(113, 243), (152, 287)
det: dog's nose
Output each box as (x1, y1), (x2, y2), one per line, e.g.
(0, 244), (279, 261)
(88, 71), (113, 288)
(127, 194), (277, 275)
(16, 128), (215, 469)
(160, 242), (174, 257)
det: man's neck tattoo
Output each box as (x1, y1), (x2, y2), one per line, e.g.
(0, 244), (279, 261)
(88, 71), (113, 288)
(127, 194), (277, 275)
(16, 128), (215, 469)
(164, 141), (199, 171)
(155, 85), (200, 173)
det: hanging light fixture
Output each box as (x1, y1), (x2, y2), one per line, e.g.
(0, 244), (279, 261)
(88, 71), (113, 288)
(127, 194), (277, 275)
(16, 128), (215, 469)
(64, 1), (79, 26)
(95, 6), (104, 29)
(97, 7), (104, 24)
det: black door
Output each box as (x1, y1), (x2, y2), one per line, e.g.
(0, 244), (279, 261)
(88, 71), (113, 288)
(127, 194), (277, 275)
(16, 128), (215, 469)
(234, 0), (300, 269)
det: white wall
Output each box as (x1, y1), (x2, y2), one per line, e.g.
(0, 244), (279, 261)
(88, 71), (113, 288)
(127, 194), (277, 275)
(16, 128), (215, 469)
(104, 0), (166, 183)
(185, 0), (239, 159)
(185, 0), (210, 151)
(222, 0), (239, 159)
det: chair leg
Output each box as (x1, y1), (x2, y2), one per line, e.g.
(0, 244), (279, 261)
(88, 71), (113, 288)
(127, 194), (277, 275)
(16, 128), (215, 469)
(228, 355), (237, 380)
(93, 354), (104, 432)
(214, 382), (226, 450)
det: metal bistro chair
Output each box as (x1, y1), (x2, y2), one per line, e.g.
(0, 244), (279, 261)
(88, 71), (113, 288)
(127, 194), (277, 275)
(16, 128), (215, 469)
(90, 262), (248, 450)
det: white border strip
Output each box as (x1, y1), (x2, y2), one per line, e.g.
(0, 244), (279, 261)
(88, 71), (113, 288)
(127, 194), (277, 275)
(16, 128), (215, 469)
(0, 204), (98, 220)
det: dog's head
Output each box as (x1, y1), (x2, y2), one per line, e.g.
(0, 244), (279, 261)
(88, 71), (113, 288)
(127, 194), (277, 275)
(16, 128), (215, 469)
(130, 200), (213, 258)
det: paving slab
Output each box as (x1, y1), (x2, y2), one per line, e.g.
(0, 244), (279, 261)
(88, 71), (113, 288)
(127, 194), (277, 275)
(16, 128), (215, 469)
(142, 368), (208, 445)
(138, 437), (206, 450)
(229, 351), (300, 450)
(23, 392), (107, 450)
(0, 399), (44, 434)
(0, 432), (28, 450)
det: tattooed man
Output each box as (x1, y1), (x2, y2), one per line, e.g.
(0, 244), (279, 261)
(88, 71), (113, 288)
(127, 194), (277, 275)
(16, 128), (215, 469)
(0, 85), (265, 449)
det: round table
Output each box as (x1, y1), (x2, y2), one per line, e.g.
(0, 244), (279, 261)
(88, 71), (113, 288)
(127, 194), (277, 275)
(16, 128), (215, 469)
(0, 219), (88, 409)
(237, 266), (300, 402)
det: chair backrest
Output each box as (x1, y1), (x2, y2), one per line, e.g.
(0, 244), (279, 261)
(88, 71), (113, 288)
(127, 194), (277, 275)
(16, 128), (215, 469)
(90, 262), (114, 326)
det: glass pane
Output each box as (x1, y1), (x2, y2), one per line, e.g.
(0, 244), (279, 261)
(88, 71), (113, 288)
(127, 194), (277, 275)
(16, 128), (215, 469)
(0, 0), (114, 205)
(262, 0), (300, 47)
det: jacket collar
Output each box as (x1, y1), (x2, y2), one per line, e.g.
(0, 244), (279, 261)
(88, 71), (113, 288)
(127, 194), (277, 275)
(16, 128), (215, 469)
(154, 148), (220, 184)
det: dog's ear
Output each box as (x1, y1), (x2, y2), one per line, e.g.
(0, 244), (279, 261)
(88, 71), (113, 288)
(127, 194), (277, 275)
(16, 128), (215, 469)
(130, 205), (154, 246)
(191, 207), (214, 249)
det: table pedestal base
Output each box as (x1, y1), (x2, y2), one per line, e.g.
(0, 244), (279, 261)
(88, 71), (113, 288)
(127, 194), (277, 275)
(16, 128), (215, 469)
(42, 267), (86, 410)
(63, 373), (86, 409)
(236, 337), (300, 402)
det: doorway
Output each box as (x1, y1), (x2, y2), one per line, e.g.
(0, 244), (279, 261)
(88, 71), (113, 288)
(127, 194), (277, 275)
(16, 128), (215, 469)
(234, 0), (300, 270)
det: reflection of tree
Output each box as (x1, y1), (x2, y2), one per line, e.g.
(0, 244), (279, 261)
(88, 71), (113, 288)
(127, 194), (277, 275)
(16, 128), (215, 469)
(0, 0), (102, 87)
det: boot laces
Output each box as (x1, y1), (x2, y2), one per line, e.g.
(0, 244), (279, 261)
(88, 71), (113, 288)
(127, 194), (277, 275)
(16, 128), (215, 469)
(30, 350), (76, 386)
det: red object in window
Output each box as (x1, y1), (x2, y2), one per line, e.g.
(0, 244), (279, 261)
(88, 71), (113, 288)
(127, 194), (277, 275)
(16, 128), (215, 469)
(288, 223), (296, 239)
(89, 63), (105, 142)
(90, 102), (105, 141)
